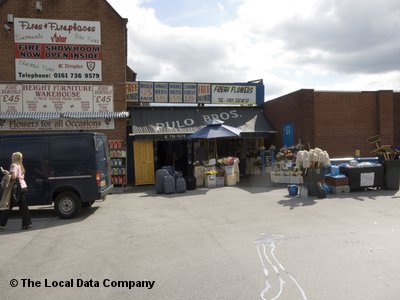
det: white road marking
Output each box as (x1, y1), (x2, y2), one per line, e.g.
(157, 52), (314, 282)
(255, 234), (307, 300)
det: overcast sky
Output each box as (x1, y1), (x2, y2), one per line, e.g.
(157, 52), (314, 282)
(107, 0), (400, 101)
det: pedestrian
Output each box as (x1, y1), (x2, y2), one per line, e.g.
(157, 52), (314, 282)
(0, 152), (32, 230)
(239, 140), (247, 176)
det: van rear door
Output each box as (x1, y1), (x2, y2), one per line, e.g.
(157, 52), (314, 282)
(94, 135), (113, 195)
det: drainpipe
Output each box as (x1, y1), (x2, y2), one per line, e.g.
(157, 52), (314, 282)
(376, 91), (380, 136)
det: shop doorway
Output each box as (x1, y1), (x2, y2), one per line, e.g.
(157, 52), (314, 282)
(156, 140), (188, 176)
(133, 141), (155, 185)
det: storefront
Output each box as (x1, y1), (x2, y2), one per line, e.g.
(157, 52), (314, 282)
(129, 106), (276, 185)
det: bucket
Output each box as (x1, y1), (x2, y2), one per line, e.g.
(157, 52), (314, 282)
(288, 185), (298, 196)
(300, 187), (308, 198)
(224, 165), (235, 175)
(331, 165), (339, 176)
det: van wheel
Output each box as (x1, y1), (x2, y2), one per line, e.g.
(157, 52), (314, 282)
(55, 192), (81, 219)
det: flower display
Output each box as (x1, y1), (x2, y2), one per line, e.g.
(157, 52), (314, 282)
(295, 148), (330, 169)
(276, 149), (296, 161)
(217, 156), (238, 166)
(206, 170), (217, 175)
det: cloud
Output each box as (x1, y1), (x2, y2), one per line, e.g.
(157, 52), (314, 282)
(107, 0), (400, 100)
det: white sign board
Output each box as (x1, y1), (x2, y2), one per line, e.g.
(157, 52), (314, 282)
(14, 18), (102, 81)
(211, 84), (256, 105)
(0, 84), (113, 113)
(0, 84), (114, 130)
(360, 172), (375, 187)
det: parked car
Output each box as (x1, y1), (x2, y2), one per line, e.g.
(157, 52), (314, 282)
(0, 132), (113, 218)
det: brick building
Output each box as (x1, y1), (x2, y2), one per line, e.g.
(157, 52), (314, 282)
(0, 0), (130, 142)
(264, 89), (400, 158)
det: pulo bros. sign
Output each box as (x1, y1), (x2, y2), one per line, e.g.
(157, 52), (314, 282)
(151, 109), (240, 131)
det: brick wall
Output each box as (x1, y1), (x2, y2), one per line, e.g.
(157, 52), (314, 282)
(394, 93), (400, 147)
(265, 89), (399, 158)
(264, 89), (314, 149)
(314, 91), (378, 157)
(0, 0), (127, 141)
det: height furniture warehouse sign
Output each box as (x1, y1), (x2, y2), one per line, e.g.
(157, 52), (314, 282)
(14, 18), (102, 81)
(0, 84), (114, 131)
(126, 81), (265, 106)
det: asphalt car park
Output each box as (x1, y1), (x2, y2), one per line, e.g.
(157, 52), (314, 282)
(1, 184), (400, 300)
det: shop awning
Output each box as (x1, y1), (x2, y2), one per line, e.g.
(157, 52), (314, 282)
(130, 107), (276, 140)
(61, 111), (130, 119)
(0, 111), (130, 120)
(0, 112), (61, 120)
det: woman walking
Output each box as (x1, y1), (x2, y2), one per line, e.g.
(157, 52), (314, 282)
(0, 152), (32, 230)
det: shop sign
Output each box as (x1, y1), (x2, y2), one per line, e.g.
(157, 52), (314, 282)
(197, 83), (211, 103)
(183, 83), (197, 103)
(169, 83), (183, 103)
(14, 18), (102, 81)
(0, 84), (113, 113)
(211, 84), (256, 105)
(0, 119), (114, 131)
(125, 81), (263, 105)
(154, 82), (168, 103)
(139, 82), (153, 102)
(126, 82), (138, 102)
(151, 109), (239, 131)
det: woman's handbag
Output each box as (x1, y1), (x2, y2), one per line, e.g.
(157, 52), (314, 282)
(11, 179), (21, 206)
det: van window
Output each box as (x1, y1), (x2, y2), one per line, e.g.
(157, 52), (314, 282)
(95, 136), (107, 159)
(50, 137), (90, 161)
(1, 138), (47, 163)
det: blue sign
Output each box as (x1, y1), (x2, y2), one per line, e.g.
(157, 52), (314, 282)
(283, 122), (294, 147)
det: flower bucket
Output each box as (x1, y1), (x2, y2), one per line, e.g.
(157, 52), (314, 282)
(224, 165), (235, 175)
(302, 168), (324, 196)
(288, 185), (298, 196)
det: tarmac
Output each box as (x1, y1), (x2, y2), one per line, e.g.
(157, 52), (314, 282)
(2, 174), (400, 299)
